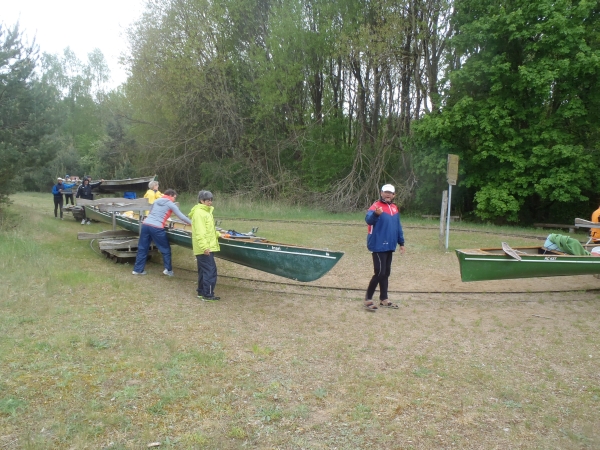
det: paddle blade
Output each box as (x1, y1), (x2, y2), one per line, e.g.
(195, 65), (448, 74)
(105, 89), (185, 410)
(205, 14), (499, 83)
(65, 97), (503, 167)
(502, 242), (522, 261)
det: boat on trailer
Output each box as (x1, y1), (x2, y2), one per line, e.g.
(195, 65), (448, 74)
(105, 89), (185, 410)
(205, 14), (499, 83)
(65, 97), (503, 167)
(92, 175), (157, 194)
(455, 244), (600, 282)
(84, 206), (344, 282)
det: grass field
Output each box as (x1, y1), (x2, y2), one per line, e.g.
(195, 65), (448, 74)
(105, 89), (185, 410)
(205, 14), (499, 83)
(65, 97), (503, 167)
(1, 193), (599, 449)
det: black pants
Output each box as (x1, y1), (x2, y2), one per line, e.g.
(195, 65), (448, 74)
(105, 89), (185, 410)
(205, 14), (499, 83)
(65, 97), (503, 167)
(196, 253), (218, 298)
(53, 196), (63, 218)
(64, 193), (74, 205)
(366, 251), (393, 301)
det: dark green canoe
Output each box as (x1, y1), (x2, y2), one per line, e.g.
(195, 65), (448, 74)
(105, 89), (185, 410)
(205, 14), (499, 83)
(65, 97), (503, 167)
(85, 207), (344, 282)
(456, 245), (600, 282)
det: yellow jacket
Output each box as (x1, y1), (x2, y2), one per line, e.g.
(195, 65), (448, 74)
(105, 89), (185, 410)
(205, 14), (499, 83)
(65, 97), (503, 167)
(144, 189), (162, 204)
(189, 203), (220, 255)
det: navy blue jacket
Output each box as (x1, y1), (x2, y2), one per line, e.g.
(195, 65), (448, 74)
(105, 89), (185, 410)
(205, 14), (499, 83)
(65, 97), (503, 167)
(76, 181), (102, 200)
(52, 182), (75, 197)
(365, 199), (405, 252)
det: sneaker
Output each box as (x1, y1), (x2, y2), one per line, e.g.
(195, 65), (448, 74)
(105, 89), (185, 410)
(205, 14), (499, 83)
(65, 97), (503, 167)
(86, 220), (92, 225)
(132, 270), (147, 275)
(81, 219), (86, 225)
(202, 296), (220, 302)
(163, 269), (174, 276)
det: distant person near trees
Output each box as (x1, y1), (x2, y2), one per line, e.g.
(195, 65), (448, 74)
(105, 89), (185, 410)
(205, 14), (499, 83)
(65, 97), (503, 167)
(363, 184), (405, 311)
(189, 190), (221, 301)
(63, 175), (75, 205)
(143, 180), (162, 214)
(51, 177), (74, 219)
(132, 189), (192, 276)
(75, 176), (104, 225)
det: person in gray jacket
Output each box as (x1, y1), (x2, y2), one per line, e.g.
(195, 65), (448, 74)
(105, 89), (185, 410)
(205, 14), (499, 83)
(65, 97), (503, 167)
(132, 189), (192, 276)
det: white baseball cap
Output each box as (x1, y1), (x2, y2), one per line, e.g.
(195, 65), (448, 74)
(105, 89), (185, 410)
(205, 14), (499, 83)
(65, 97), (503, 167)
(381, 184), (395, 193)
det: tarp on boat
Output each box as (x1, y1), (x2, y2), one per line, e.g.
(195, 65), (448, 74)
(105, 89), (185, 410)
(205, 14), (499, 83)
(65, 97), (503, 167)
(547, 233), (590, 256)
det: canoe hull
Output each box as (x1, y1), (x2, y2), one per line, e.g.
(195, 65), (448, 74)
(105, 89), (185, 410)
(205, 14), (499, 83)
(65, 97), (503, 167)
(456, 247), (600, 282)
(93, 176), (157, 194)
(85, 207), (343, 282)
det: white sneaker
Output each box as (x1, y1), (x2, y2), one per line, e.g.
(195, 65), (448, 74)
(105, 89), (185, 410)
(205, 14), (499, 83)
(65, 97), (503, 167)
(81, 219), (86, 225)
(86, 220), (92, 225)
(132, 271), (147, 275)
(163, 269), (174, 276)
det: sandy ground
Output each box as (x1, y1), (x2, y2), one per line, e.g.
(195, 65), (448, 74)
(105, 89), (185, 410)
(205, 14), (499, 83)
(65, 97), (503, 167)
(171, 243), (600, 299)
(49, 192), (600, 295)
(43, 190), (598, 295)
(6, 194), (599, 448)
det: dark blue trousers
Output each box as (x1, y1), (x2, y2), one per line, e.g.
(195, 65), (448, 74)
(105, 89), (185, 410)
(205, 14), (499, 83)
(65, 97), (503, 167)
(53, 196), (63, 218)
(196, 253), (218, 298)
(366, 250), (393, 301)
(133, 225), (172, 273)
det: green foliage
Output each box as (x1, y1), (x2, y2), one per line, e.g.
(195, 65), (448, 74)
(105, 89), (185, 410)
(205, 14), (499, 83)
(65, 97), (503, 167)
(122, 0), (450, 206)
(0, 38), (119, 196)
(40, 49), (113, 172)
(19, 144), (83, 192)
(0, 396), (26, 416)
(197, 158), (254, 193)
(0, 23), (62, 206)
(414, 0), (600, 222)
(300, 120), (354, 191)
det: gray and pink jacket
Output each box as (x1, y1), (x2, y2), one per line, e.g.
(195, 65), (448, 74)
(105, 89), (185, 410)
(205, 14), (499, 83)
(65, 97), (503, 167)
(143, 195), (192, 228)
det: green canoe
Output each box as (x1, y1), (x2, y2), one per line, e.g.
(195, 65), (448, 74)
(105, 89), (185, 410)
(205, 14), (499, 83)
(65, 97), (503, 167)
(456, 245), (600, 282)
(85, 207), (344, 282)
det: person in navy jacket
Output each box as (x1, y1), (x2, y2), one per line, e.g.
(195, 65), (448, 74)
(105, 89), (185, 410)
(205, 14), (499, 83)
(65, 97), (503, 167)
(51, 177), (76, 219)
(364, 184), (405, 311)
(76, 176), (104, 224)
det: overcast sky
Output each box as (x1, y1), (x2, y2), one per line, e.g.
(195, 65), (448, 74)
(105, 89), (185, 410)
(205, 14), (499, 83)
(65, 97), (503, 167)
(3, 0), (146, 88)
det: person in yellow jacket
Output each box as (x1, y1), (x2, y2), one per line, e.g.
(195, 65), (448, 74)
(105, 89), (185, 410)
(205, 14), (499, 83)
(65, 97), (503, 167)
(144, 181), (162, 203)
(143, 181), (162, 214)
(189, 190), (221, 301)
(144, 181), (162, 215)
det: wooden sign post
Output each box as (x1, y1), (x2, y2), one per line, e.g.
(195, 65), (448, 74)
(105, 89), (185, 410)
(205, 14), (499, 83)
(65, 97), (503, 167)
(445, 154), (459, 250)
(439, 190), (448, 247)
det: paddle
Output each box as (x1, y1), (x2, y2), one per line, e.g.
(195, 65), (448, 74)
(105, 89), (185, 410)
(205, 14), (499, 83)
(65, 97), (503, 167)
(502, 242), (522, 261)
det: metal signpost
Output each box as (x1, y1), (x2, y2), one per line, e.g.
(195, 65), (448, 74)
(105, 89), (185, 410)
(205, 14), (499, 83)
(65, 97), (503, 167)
(445, 154), (459, 250)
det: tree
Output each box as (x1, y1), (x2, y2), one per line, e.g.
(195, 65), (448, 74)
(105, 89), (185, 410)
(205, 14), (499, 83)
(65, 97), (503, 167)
(0, 23), (61, 209)
(415, 0), (600, 222)
(40, 48), (107, 157)
(121, 0), (454, 207)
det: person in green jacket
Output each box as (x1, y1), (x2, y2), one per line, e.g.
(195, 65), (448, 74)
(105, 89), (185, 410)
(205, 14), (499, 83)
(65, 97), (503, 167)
(189, 190), (221, 301)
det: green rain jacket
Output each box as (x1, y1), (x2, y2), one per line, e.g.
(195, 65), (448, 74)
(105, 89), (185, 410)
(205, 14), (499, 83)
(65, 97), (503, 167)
(189, 203), (220, 255)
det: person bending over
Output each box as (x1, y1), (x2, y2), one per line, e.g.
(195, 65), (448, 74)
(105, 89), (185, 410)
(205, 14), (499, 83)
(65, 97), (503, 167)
(132, 189), (192, 276)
